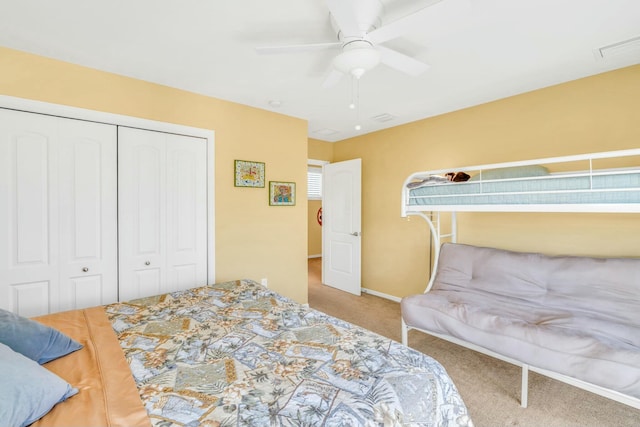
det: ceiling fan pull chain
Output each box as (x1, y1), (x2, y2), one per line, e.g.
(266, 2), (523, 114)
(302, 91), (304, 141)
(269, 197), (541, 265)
(355, 76), (362, 131)
(349, 75), (356, 110)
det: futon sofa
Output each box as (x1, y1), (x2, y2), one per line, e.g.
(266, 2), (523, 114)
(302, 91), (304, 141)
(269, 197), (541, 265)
(401, 242), (640, 409)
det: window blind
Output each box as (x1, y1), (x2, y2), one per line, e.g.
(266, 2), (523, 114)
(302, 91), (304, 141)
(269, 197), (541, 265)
(308, 166), (322, 199)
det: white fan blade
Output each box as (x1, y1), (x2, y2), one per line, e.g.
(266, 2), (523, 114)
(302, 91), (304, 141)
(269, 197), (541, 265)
(325, 0), (382, 38)
(368, 0), (470, 45)
(377, 45), (430, 76)
(322, 68), (344, 88)
(255, 42), (341, 55)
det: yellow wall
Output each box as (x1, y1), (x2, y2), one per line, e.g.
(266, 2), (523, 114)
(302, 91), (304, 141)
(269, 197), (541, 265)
(333, 64), (640, 298)
(308, 138), (334, 161)
(307, 139), (334, 257)
(0, 47), (310, 303)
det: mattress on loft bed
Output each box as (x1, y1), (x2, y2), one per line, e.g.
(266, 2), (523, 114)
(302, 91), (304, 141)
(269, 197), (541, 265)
(408, 171), (640, 206)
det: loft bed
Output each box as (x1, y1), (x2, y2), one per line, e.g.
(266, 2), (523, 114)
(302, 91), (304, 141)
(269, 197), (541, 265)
(399, 148), (640, 410)
(403, 148), (640, 214)
(401, 148), (640, 290)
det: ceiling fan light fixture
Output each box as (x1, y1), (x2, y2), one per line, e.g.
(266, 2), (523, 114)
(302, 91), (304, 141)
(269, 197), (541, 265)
(332, 41), (380, 78)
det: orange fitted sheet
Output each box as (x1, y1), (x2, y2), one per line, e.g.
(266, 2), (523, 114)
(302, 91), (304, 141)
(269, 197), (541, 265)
(32, 306), (150, 427)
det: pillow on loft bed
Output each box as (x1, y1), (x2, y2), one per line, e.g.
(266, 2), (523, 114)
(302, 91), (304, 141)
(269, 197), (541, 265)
(407, 175), (451, 188)
(0, 308), (82, 364)
(407, 172), (471, 189)
(469, 164), (550, 181)
(0, 342), (78, 427)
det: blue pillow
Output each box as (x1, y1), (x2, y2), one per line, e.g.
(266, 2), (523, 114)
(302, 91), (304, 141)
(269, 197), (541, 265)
(0, 342), (78, 427)
(0, 308), (82, 364)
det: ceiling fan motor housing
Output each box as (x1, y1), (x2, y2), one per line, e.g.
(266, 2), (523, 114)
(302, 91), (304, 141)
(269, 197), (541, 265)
(332, 40), (381, 78)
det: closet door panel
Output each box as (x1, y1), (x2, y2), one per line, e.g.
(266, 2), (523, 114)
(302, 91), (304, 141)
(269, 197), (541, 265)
(136, 145), (164, 255)
(133, 268), (162, 298)
(9, 281), (50, 318)
(58, 119), (117, 311)
(118, 127), (166, 301)
(0, 110), (59, 316)
(166, 134), (207, 291)
(14, 133), (51, 264)
(65, 276), (103, 310)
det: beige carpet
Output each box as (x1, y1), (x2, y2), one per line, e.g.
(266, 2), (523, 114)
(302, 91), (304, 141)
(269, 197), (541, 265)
(307, 257), (640, 427)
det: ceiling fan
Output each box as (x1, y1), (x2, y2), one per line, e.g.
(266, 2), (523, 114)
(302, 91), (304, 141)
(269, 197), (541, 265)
(255, 0), (469, 88)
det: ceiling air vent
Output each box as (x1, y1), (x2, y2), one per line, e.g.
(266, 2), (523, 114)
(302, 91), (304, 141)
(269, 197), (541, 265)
(313, 128), (339, 136)
(594, 35), (640, 61)
(371, 113), (396, 123)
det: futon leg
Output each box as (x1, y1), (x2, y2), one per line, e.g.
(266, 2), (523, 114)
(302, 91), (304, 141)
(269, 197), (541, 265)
(401, 319), (408, 346)
(521, 364), (529, 408)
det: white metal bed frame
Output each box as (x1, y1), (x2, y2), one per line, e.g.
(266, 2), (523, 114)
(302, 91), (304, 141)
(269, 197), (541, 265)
(400, 148), (640, 410)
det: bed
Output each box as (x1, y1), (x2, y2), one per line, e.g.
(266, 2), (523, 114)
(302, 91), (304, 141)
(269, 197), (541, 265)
(402, 148), (640, 290)
(1, 279), (472, 427)
(403, 148), (640, 214)
(399, 148), (640, 409)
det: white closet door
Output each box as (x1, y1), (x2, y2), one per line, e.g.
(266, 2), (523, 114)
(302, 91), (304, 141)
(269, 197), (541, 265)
(57, 119), (117, 311)
(118, 127), (207, 301)
(0, 109), (117, 316)
(165, 134), (207, 291)
(0, 110), (59, 316)
(118, 127), (166, 300)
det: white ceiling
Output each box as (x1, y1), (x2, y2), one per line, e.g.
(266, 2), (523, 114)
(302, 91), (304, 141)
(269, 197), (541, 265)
(1, 0), (639, 142)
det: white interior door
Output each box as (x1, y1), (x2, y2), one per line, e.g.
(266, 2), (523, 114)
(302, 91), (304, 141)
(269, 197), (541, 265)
(322, 158), (362, 295)
(118, 127), (207, 301)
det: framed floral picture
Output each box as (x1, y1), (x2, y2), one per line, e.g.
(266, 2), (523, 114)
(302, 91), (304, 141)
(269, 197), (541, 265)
(269, 181), (296, 206)
(234, 160), (265, 187)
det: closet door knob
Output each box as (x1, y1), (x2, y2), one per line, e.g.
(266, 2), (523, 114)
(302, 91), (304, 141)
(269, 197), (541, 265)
(145, 261), (151, 266)
(82, 267), (89, 272)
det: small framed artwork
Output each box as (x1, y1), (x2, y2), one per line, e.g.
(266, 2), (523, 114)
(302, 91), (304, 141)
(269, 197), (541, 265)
(269, 181), (296, 206)
(235, 160), (265, 188)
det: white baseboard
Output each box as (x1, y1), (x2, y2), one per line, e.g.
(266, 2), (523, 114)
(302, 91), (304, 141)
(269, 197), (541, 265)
(362, 288), (402, 303)
(308, 254), (322, 259)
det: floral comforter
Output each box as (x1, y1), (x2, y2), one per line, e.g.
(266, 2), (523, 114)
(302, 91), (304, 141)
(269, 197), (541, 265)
(105, 280), (472, 427)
